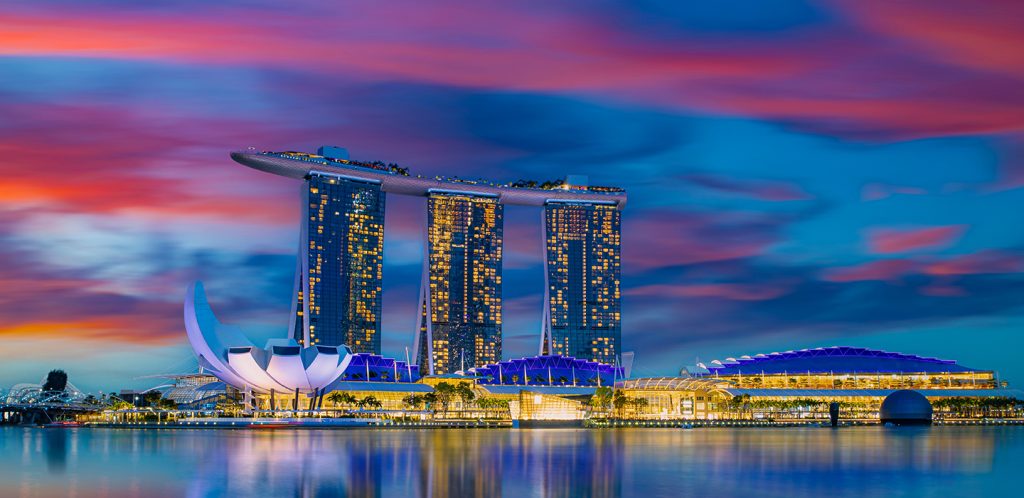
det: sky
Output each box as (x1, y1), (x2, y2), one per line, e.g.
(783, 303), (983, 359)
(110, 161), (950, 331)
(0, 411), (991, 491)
(1, 0), (1023, 392)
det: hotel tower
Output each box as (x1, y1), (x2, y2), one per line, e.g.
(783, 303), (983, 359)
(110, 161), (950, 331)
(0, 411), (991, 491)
(416, 193), (504, 375)
(290, 172), (386, 353)
(541, 201), (622, 365)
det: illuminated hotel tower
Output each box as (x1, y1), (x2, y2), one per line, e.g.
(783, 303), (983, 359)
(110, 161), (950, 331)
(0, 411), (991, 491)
(289, 172), (385, 353)
(416, 193), (503, 375)
(232, 148), (627, 366)
(541, 201), (622, 365)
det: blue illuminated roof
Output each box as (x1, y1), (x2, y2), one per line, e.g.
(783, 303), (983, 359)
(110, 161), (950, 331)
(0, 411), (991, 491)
(470, 354), (625, 386)
(338, 353), (420, 382)
(693, 346), (982, 375)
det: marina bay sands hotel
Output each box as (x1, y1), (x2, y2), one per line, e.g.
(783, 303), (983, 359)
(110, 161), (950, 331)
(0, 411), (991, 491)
(231, 146), (626, 376)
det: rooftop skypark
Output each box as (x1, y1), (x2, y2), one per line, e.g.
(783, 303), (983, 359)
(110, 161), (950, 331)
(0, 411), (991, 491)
(262, 147), (626, 194)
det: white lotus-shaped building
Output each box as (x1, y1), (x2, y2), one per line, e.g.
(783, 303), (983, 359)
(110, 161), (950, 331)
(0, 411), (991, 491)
(184, 281), (353, 393)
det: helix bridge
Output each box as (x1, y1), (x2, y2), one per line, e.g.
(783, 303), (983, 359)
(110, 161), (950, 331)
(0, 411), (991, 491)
(1, 382), (101, 425)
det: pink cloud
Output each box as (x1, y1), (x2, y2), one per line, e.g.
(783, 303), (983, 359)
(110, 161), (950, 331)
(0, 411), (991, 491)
(821, 259), (915, 282)
(626, 283), (789, 301)
(1, 1), (1021, 140)
(821, 250), (1024, 283)
(622, 210), (779, 271)
(861, 183), (928, 201)
(683, 174), (812, 202)
(918, 284), (966, 297)
(866, 225), (967, 254)
(922, 250), (1024, 276)
(837, 0), (1024, 79)
(0, 102), (299, 224)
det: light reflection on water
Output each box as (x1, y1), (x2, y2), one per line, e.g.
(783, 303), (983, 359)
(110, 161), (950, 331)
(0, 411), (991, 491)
(0, 427), (1019, 497)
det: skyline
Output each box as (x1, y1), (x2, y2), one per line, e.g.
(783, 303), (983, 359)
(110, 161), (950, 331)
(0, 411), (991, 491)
(2, 0), (1024, 392)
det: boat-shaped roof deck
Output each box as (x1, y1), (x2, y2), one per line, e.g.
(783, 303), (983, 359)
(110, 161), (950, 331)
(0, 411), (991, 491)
(231, 150), (627, 208)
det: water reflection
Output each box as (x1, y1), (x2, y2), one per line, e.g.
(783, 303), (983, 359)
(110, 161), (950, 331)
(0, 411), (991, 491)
(42, 430), (67, 473)
(0, 427), (1016, 497)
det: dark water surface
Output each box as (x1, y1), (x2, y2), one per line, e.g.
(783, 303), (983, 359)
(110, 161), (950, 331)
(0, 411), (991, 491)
(1, 426), (1019, 497)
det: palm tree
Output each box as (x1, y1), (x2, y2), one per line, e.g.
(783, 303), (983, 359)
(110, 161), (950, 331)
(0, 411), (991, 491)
(434, 382), (456, 413)
(593, 387), (613, 414)
(630, 397), (649, 417)
(326, 391), (357, 415)
(475, 397), (510, 418)
(422, 392), (438, 412)
(455, 382), (476, 409)
(326, 391), (344, 409)
(359, 396), (382, 411)
(612, 390), (629, 419)
(402, 394), (425, 410)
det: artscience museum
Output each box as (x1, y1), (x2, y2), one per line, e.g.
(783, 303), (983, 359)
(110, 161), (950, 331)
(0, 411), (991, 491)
(185, 281), (356, 395)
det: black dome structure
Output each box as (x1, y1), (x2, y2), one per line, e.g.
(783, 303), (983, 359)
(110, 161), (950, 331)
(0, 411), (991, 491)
(880, 390), (933, 425)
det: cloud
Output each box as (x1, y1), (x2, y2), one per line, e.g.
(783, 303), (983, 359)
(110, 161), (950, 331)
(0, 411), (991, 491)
(624, 257), (1024, 355)
(621, 209), (789, 271)
(821, 259), (916, 282)
(861, 183), (928, 201)
(0, 101), (298, 224)
(922, 250), (1024, 276)
(821, 250), (1024, 283)
(836, 0), (1024, 79)
(866, 225), (967, 254)
(2, 0), (1022, 140)
(918, 284), (966, 297)
(681, 173), (813, 202)
(626, 283), (790, 301)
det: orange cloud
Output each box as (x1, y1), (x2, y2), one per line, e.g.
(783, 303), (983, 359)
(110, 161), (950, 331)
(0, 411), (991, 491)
(0, 317), (181, 346)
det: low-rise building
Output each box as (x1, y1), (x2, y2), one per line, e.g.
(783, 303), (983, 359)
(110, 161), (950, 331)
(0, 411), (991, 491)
(615, 347), (1024, 421)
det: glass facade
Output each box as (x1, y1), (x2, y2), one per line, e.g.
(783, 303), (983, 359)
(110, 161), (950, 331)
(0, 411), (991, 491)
(289, 172), (385, 353)
(542, 202), (621, 365)
(418, 193), (503, 375)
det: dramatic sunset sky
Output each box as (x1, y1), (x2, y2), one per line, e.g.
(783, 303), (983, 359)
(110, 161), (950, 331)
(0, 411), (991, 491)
(1, 1), (1022, 391)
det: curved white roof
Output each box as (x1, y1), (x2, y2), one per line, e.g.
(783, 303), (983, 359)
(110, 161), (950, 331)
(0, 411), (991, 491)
(184, 281), (352, 393)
